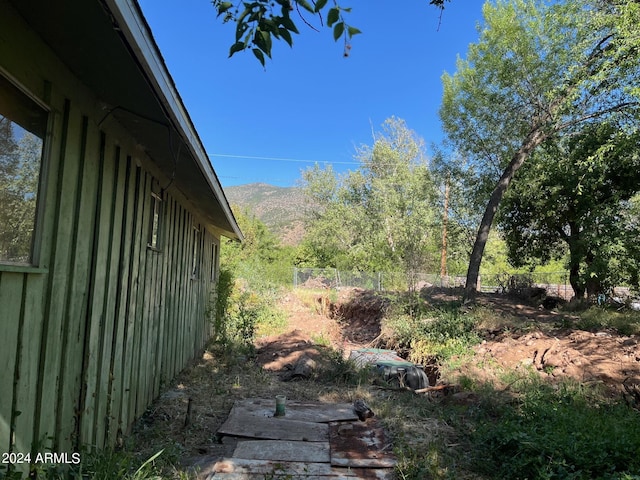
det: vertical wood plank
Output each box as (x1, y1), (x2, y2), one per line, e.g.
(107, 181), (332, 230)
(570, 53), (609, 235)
(152, 190), (169, 398)
(162, 196), (178, 384)
(57, 115), (100, 451)
(122, 165), (144, 429)
(36, 99), (79, 452)
(12, 274), (45, 460)
(79, 132), (114, 449)
(92, 138), (118, 450)
(30, 88), (65, 456)
(146, 194), (162, 403)
(104, 148), (129, 446)
(117, 160), (136, 433)
(178, 211), (191, 372)
(171, 204), (185, 378)
(0, 272), (24, 454)
(132, 172), (151, 418)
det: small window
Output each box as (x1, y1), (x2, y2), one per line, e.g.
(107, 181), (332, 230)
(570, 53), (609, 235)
(0, 74), (48, 265)
(210, 242), (219, 281)
(148, 192), (162, 250)
(191, 225), (200, 278)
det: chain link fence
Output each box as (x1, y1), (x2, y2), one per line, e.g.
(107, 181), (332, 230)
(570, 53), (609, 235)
(292, 267), (575, 298)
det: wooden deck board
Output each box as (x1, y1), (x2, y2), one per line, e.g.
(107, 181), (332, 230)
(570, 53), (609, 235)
(233, 440), (331, 463)
(231, 398), (359, 423)
(208, 399), (395, 479)
(207, 458), (393, 479)
(218, 410), (329, 442)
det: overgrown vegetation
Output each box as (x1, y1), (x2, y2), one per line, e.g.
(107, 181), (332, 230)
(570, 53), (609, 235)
(380, 293), (481, 362)
(574, 306), (640, 336)
(468, 379), (640, 479)
(30, 286), (635, 480)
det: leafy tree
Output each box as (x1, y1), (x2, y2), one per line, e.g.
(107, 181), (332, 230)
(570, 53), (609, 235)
(440, 0), (640, 299)
(222, 205), (279, 267)
(431, 149), (491, 275)
(500, 122), (640, 298)
(213, 0), (450, 64)
(222, 205), (296, 286)
(300, 117), (439, 286)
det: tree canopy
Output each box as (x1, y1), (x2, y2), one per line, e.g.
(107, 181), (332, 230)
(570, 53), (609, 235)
(212, 0), (451, 64)
(500, 121), (640, 297)
(299, 117), (439, 287)
(440, 0), (640, 299)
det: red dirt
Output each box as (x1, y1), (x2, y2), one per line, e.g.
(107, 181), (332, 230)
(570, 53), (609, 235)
(254, 288), (640, 398)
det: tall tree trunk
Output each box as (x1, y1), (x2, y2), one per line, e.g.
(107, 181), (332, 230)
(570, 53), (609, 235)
(464, 128), (548, 301)
(567, 227), (585, 300)
(569, 262), (584, 299)
(440, 176), (450, 279)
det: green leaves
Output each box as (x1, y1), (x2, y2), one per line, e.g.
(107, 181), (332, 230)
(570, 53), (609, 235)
(213, 0), (365, 65)
(314, 0), (328, 13)
(300, 118), (438, 278)
(215, 1), (233, 16)
(211, 0), (452, 65)
(332, 22), (344, 41)
(327, 7), (340, 27)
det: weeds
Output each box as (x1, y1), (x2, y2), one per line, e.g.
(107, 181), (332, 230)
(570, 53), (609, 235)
(8, 448), (179, 480)
(212, 268), (287, 353)
(48, 286), (639, 480)
(575, 306), (640, 335)
(465, 378), (640, 479)
(382, 294), (480, 361)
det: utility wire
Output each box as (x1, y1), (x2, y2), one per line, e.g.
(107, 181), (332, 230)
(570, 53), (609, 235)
(209, 153), (360, 165)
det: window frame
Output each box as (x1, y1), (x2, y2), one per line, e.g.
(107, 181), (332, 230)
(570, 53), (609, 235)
(147, 191), (163, 251)
(210, 241), (219, 282)
(0, 68), (51, 270)
(191, 224), (201, 279)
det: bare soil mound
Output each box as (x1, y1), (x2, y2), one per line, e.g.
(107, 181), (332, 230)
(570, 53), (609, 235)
(257, 287), (640, 398)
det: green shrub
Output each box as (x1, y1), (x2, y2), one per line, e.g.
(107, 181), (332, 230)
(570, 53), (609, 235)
(383, 295), (480, 361)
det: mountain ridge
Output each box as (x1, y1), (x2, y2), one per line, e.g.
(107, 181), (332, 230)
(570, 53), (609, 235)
(223, 182), (307, 245)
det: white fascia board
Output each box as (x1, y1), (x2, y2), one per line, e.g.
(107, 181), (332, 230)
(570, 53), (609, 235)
(104, 0), (242, 240)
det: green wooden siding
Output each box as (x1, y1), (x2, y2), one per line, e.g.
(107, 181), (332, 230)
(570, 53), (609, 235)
(0, 3), (223, 472)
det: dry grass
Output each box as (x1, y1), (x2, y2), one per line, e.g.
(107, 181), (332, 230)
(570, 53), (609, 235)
(123, 338), (463, 479)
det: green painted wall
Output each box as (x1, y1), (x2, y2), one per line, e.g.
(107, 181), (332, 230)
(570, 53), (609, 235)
(0, 3), (222, 473)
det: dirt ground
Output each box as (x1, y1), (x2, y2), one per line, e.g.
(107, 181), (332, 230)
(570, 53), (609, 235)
(256, 287), (640, 396)
(128, 286), (640, 476)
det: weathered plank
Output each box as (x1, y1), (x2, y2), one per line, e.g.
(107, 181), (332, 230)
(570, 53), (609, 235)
(37, 97), (77, 450)
(209, 473), (392, 480)
(232, 399), (359, 423)
(233, 440), (330, 463)
(133, 171), (151, 418)
(12, 274), (44, 457)
(104, 147), (129, 446)
(329, 421), (396, 468)
(119, 155), (139, 431)
(209, 457), (391, 478)
(0, 272), (24, 453)
(218, 411), (328, 442)
(80, 131), (110, 448)
(91, 138), (118, 449)
(160, 196), (178, 384)
(58, 113), (101, 450)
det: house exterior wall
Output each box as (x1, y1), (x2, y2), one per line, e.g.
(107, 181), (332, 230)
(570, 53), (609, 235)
(0, 2), (221, 469)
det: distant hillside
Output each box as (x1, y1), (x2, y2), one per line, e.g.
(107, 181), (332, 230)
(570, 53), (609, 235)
(223, 183), (307, 245)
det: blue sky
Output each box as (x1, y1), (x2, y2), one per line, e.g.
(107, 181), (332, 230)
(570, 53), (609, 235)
(138, 1), (486, 187)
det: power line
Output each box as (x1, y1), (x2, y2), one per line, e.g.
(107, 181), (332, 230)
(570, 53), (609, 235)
(209, 153), (360, 165)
